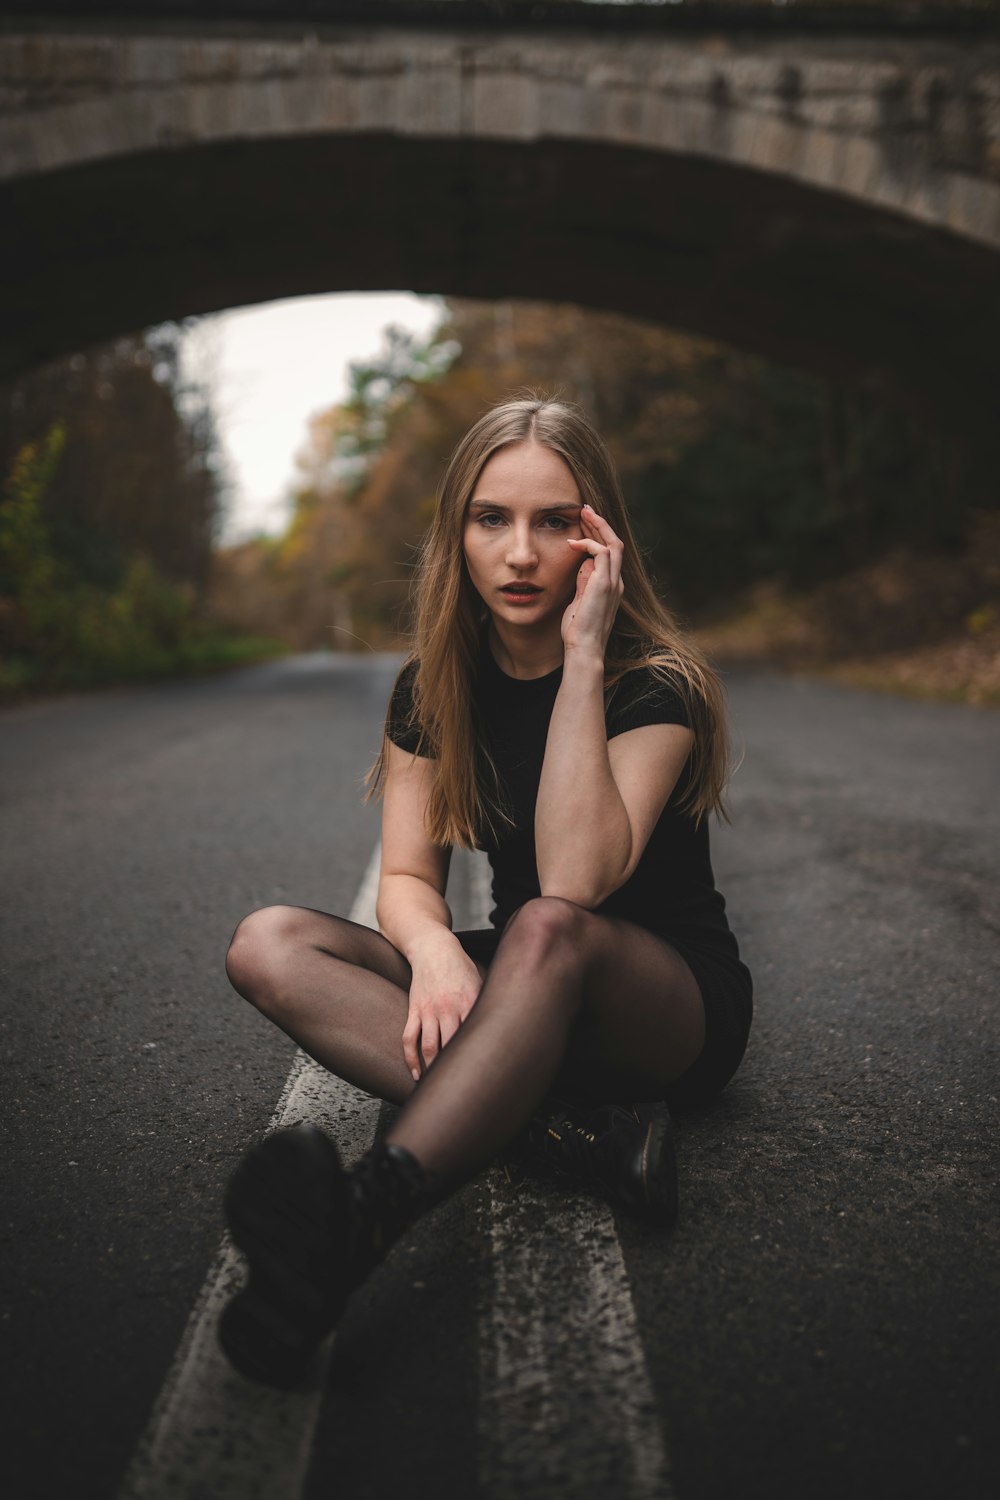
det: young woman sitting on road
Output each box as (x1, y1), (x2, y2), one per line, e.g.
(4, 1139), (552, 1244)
(220, 396), (753, 1387)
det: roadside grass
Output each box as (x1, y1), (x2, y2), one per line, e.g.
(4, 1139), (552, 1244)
(0, 632), (290, 706)
(696, 537), (1000, 710)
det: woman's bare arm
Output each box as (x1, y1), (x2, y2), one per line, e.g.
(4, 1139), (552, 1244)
(377, 741), (483, 1078)
(535, 503), (694, 906)
(535, 653), (693, 906)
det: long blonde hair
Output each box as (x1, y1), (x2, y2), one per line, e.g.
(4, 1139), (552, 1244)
(367, 396), (733, 847)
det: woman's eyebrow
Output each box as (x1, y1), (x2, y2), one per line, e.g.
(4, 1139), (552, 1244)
(467, 499), (582, 512)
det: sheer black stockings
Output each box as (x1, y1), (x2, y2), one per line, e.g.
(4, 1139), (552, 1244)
(225, 897), (704, 1187)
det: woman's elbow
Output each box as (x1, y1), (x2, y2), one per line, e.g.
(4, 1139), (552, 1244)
(537, 868), (624, 910)
(537, 840), (632, 909)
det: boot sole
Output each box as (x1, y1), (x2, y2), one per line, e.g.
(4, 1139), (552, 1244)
(219, 1124), (350, 1387)
(635, 1113), (679, 1228)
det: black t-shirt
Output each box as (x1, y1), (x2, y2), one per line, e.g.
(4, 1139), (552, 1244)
(387, 632), (744, 973)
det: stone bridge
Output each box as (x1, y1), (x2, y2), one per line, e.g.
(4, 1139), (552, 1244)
(2, 3), (999, 424)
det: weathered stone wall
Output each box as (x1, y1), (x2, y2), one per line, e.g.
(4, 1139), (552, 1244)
(2, 18), (998, 417)
(3, 26), (998, 244)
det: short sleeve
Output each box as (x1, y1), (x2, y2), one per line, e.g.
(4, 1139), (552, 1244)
(386, 658), (430, 756)
(605, 666), (692, 740)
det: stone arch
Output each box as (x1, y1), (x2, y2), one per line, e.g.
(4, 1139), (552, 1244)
(2, 24), (998, 423)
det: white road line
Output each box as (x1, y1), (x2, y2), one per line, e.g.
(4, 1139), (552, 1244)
(123, 847), (673, 1499)
(480, 1183), (674, 1500)
(118, 846), (384, 1500)
(469, 855), (674, 1500)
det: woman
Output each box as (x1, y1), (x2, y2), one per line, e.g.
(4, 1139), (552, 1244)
(220, 397), (752, 1387)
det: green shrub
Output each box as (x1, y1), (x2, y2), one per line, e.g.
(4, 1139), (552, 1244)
(1, 425), (286, 698)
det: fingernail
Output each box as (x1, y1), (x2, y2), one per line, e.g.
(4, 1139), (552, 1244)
(411, 1068), (420, 1081)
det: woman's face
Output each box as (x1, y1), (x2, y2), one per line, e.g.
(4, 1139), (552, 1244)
(462, 440), (584, 626)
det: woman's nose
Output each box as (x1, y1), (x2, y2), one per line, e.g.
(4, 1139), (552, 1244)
(505, 527), (537, 568)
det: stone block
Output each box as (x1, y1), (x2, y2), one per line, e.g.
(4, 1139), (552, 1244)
(802, 95), (880, 135)
(749, 113), (805, 176)
(727, 55), (785, 102)
(0, 86), (27, 120)
(190, 38), (247, 88)
(944, 171), (1000, 248)
(472, 72), (540, 142)
(679, 97), (722, 159)
(701, 94), (737, 162)
(25, 115), (61, 174)
(397, 65), (462, 138)
(904, 169), (953, 232)
(321, 74), (353, 134)
(530, 41), (593, 86)
(838, 134), (880, 200)
(726, 108), (761, 170)
(144, 86), (197, 150)
(230, 80), (278, 140)
(124, 36), (183, 89)
(51, 35), (119, 91)
(655, 47), (719, 97)
(288, 76), (332, 134)
(797, 125), (848, 191)
(594, 86), (648, 149)
(352, 73), (401, 134)
(0, 119), (40, 181)
(538, 79), (586, 140)
(800, 60), (866, 95)
(71, 95), (129, 164)
(865, 148), (918, 214)
(642, 91), (685, 156)
(195, 81), (242, 141)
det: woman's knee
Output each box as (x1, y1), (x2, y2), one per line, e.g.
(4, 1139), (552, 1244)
(225, 904), (315, 1012)
(502, 896), (593, 968)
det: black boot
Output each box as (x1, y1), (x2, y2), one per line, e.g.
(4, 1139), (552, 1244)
(219, 1122), (435, 1387)
(516, 1097), (679, 1227)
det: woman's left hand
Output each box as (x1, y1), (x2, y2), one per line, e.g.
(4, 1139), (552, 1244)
(561, 503), (625, 657)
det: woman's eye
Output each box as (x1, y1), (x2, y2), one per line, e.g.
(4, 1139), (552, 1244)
(477, 513), (505, 528)
(541, 516), (571, 531)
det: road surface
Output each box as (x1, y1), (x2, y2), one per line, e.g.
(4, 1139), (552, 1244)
(1, 653), (997, 1500)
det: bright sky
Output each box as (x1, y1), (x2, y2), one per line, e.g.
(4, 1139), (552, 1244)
(182, 292), (445, 545)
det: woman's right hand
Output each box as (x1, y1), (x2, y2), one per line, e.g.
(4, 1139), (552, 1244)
(403, 931), (484, 1081)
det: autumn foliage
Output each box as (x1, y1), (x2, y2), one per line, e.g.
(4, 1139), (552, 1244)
(210, 298), (999, 705)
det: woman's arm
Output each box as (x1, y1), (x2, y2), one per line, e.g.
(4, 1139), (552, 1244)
(535, 662), (693, 906)
(377, 741), (484, 1079)
(534, 505), (694, 906)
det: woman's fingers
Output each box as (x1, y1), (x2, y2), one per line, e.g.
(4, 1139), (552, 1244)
(403, 1004), (465, 1079)
(439, 1009), (461, 1050)
(582, 505), (623, 584)
(420, 1014), (442, 1070)
(582, 503), (621, 545)
(569, 537), (616, 590)
(402, 1020), (420, 1079)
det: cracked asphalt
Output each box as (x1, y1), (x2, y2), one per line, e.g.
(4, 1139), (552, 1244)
(1, 655), (997, 1500)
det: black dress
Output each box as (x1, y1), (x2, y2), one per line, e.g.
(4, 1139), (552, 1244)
(387, 632), (753, 1111)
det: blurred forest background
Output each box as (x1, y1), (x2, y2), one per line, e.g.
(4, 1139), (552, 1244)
(0, 324), (283, 697)
(2, 296), (998, 705)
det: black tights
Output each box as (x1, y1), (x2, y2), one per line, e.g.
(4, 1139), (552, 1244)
(225, 899), (705, 1185)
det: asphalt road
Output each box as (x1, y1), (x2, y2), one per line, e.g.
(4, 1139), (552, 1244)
(1, 654), (997, 1500)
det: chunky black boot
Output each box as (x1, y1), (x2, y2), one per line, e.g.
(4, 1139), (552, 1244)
(517, 1097), (679, 1228)
(219, 1123), (435, 1387)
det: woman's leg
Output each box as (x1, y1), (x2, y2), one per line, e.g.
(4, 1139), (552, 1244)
(225, 904), (418, 1105)
(385, 896), (705, 1182)
(220, 896), (697, 1384)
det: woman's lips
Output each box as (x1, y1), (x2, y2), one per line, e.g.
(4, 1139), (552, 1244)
(500, 584), (543, 601)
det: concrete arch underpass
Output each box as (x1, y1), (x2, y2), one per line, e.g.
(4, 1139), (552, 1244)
(2, 10), (999, 425)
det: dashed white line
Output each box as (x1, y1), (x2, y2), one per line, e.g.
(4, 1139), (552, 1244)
(118, 846), (384, 1500)
(469, 854), (674, 1500)
(121, 847), (673, 1500)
